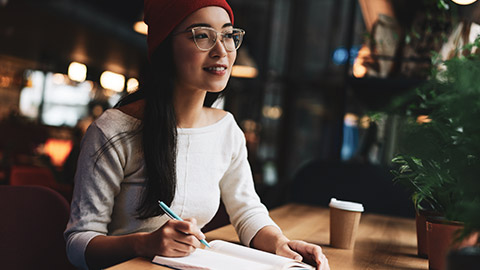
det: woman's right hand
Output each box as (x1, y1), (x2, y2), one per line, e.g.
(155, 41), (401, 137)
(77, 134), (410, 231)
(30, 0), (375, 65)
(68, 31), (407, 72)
(138, 218), (206, 258)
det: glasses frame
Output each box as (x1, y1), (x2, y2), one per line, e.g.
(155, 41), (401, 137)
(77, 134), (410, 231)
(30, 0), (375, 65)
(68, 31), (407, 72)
(174, 26), (245, 52)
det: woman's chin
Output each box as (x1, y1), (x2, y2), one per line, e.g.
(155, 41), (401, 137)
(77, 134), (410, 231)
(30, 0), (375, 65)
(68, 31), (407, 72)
(205, 83), (228, 93)
(207, 88), (226, 93)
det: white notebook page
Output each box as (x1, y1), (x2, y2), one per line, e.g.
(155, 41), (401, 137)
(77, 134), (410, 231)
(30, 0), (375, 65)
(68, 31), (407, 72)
(153, 248), (274, 270)
(152, 240), (314, 270)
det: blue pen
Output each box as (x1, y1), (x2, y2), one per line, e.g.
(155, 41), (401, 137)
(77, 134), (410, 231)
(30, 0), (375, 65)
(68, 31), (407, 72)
(158, 201), (211, 248)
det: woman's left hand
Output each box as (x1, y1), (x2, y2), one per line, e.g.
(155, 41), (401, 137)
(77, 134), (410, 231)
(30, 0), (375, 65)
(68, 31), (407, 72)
(275, 240), (330, 270)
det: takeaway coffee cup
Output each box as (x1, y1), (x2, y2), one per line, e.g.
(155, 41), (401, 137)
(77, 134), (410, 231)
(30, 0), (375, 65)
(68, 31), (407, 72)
(329, 198), (364, 249)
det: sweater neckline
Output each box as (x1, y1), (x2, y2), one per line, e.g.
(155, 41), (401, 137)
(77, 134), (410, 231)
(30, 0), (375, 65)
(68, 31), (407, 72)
(110, 108), (232, 135)
(177, 113), (231, 134)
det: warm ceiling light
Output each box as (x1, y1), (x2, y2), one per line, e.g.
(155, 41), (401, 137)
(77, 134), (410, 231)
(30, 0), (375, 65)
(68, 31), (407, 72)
(134, 21), (148, 35)
(100, 71), (125, 92)
(127, 78), (139, 93)
(68, 62), (87, 82)
(231, 65), (258, 78)
(451, 0), (477, 4)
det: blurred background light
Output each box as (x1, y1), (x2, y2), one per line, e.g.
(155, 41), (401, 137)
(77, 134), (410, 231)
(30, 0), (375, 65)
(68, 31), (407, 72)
(52, 73), (66, 85)
(352, 45), (371, 78)
(43, 138), (73, 167)
(232, 47), (258, 78)
(332, 47), (349, 65)
(133, 21), (148, 35)
(100, 71), (125, 92)
(262, 105), (283, 120)
(231, 65), (258, 78)
(68, 62), (87, 83)
(332, 46), (360, 65)
(451, 0), (477, 5)
(416, 115), (432, 124)
(126, 78), (139, 93)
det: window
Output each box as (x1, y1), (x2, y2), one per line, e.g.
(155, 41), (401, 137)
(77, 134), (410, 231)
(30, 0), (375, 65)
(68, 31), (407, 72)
(19, 70), (110, 127)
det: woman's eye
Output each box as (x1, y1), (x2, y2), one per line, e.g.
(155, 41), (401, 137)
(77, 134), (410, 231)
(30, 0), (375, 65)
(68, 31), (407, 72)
(195, 33), (209, 39)
(224, 33), (234, 39)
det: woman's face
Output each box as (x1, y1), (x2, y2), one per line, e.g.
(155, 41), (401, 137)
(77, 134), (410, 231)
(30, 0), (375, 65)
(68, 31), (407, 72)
(172, 6), (236, 93)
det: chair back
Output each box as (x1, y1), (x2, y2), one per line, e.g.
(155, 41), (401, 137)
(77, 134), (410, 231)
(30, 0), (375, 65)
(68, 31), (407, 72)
(9, 165), (57, 188)
(9, 165), (73, 202)
(0, 185), (74, 269)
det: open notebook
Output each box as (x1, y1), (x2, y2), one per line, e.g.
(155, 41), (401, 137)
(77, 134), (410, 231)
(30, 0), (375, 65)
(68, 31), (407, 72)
(152, 240), (314, 270)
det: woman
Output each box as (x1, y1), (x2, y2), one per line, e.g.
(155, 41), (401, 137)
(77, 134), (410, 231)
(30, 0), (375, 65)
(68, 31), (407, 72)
(64, 1), (330, 269)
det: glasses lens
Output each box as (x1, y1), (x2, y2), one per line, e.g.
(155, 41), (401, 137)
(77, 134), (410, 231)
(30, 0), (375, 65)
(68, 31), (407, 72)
(223, 29), (244, 51)
(191, 27), (245, 51)
(192, 28), (216, 50)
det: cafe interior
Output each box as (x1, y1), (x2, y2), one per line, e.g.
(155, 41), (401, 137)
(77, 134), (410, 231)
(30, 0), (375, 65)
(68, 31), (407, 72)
(1, 0), (479, 269)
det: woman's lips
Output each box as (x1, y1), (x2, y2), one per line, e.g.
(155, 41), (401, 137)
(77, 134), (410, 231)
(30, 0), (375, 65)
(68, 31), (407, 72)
(203, 65), (227, 76)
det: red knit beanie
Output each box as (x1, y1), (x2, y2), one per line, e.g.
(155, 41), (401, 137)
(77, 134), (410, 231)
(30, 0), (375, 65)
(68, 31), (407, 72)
(144, 0), (234, 59)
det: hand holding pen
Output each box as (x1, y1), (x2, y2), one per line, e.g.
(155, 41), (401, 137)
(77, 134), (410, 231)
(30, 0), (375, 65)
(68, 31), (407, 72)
(139, 201), (209, 258)
(158, 201), (210, 248)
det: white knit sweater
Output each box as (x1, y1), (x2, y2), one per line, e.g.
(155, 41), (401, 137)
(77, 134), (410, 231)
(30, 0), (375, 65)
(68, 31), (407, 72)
(64, 109), (278, 269)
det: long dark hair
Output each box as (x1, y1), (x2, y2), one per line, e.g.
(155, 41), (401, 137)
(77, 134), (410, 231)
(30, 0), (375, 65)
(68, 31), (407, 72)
(115, 36), (223, 219)
(114, 36), (176, 219)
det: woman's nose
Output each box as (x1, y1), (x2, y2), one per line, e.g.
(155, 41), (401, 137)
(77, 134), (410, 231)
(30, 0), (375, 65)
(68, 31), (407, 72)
(209, 35), (228, 58)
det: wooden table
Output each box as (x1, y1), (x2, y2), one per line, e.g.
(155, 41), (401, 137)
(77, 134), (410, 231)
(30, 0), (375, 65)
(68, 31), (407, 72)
(107, 203), (428, 269)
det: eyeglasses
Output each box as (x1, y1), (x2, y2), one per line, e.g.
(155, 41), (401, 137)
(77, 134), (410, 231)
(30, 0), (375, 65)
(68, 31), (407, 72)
(174, 26), (245, 52)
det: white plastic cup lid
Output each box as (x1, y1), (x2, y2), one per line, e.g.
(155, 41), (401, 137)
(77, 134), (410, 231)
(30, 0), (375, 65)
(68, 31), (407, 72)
(329, 198), (364, 212)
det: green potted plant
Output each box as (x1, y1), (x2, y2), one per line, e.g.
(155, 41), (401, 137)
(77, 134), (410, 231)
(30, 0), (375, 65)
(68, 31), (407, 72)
(390, 37), (480, 269)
